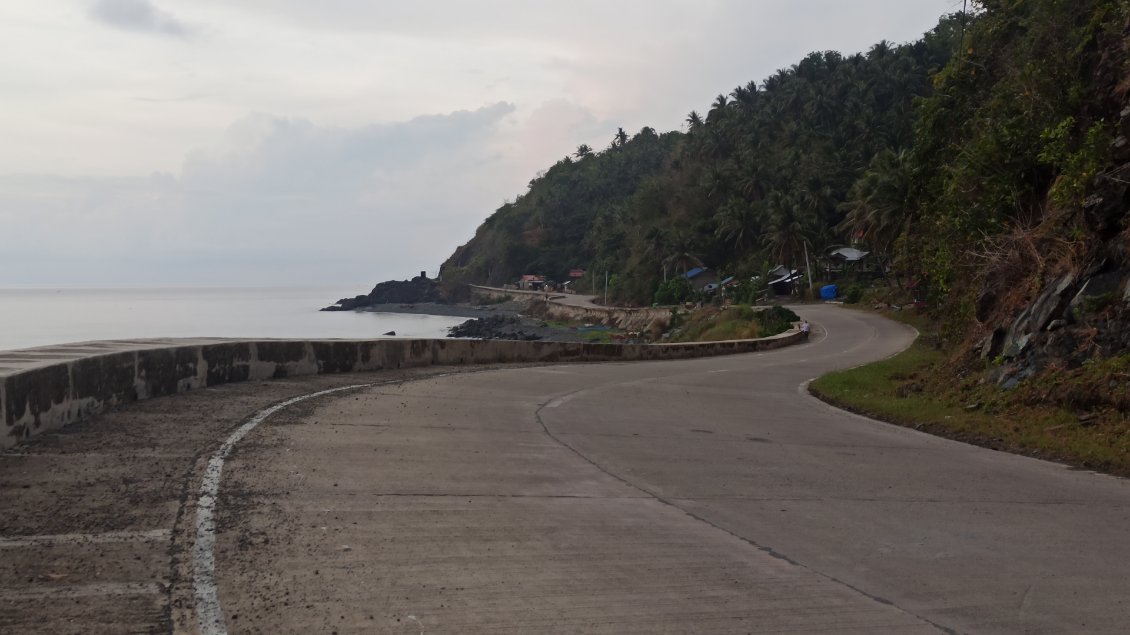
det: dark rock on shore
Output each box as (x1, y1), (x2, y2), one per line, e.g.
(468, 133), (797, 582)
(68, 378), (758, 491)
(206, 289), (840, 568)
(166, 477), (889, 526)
(322, 274), (442, 311)
(448, 315), (543, 341)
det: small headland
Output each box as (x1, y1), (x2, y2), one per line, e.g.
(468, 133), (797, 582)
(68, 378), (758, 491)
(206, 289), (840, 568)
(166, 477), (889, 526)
(322, 278), (801, 344)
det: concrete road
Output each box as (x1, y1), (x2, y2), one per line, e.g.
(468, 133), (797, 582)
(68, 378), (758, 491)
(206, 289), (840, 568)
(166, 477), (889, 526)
(3, 305), (1130, 634)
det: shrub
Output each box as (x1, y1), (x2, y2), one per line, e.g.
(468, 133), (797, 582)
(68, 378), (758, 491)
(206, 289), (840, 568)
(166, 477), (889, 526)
(756, 305), (800, 335)
(843, 284), (865, 304)
(654, 278), (695, 305)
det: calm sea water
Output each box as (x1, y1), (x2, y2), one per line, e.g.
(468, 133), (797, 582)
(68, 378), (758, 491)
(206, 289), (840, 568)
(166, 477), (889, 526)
(0, 286), (469, 352)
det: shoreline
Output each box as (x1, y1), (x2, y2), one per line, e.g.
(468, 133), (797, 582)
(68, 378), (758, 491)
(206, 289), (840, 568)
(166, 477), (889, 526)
(361, 302), (520, 319)
(359, 301), (597, 342)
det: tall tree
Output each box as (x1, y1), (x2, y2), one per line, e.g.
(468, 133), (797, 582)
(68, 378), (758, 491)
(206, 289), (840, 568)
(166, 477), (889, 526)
(838, 148), (915, 258)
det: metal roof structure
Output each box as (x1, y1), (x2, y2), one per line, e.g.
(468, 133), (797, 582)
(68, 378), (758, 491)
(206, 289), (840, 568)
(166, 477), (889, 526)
(829, 247), (870, 262)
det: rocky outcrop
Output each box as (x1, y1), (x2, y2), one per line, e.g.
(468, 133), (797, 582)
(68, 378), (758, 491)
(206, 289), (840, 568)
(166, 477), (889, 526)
(987, 265), (1130, 389)
(322, 274), (443, 311)
(448, 315), (543, 340)
(975, 80), (1130, 391)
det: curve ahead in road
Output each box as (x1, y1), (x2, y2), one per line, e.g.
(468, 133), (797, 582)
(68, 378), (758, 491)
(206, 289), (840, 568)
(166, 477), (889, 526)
(199, 305), (1130, 634)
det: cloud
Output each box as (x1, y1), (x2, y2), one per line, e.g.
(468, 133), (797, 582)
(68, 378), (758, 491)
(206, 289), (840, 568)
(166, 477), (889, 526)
(5, 0), (962, 286)
(89, 0), (194, 37)
(0, 103), (522, 285)
(179, 102), (516, 203)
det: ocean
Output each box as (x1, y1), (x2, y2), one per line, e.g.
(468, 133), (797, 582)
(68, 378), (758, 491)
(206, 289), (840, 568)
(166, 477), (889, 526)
(0, 286), (469, 352)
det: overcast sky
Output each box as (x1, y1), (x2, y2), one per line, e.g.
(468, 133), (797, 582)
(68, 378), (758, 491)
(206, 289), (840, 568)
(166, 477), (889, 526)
(1, 0), (960, 287)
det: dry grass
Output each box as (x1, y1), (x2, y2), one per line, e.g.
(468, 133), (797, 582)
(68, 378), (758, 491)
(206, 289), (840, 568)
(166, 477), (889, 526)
(811, 309), (1130, 476)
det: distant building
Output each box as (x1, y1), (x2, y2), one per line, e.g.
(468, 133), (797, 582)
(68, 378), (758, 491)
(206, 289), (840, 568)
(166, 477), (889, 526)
(683, 267), (718, 290)
(825, 247), (878, 279)
(518, 274), (547, 290)
(766, 264), (792, 279)
(766, 265), (803, 295)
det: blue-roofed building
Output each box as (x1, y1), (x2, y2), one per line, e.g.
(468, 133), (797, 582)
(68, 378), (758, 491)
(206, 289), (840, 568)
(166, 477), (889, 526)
(683, 267), (717, 290)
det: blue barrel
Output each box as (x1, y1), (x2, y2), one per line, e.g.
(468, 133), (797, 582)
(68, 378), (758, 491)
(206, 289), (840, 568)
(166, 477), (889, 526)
(820, 284), (838, 300)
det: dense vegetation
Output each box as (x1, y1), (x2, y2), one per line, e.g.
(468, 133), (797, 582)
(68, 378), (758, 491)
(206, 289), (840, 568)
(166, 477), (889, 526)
(668, 305), (800, 343)
(441, 126), (681, 299)
(441, 14), (961, 302)
(902, 0), (1128, 335)
(434, 0), (1130, 473)
(442, 1), (1129, 340)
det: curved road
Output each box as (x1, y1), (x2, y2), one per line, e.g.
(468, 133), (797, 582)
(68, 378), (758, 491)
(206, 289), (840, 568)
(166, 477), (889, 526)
(3, 305), (1129, 634)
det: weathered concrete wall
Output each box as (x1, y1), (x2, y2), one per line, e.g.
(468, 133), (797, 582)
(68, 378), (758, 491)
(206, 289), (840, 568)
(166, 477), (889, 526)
(0, 332), (804, 449)
(538, 303), (672, 332)
(468, 286), (556, 302)
(469, 285), (673, 331)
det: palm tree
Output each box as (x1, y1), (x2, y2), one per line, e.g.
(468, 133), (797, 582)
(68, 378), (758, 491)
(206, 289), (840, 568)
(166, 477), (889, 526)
(611, 127), (629, 149)
(731, 81), (759, 113)
(868, 39), (894, 61)
(761, 191), (815, 272)
(685, 110), (704, 132)
(700, 165), (728, 199)
(837, 148), (915, 258)
(641, 226), (673, 280)
(706, 94), (729, 124)
(713, 198), (760, 252)
(663, 230), (704, 280)
(574, 144), (593, 159)
(797, 179), (837, 228)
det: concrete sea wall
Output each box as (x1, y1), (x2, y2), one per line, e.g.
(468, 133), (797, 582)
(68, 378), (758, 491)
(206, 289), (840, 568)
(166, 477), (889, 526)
(0, 332), (804, 449)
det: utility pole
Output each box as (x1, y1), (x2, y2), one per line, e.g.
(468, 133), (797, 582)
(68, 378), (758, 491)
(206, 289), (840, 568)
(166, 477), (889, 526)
(604, 271), (609, 306)
(959, 0), (968, 60)
(803, 241), (814, 298)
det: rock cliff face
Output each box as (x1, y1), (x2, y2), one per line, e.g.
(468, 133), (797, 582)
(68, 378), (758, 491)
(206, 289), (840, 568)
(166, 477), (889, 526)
(321, 274), (442, 311)
(974, 96), (1130, 398)
(984, 268), (1129, 388)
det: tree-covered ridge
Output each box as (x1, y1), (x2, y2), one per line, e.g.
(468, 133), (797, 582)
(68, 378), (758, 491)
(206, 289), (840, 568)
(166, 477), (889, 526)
(442, 0), (1130, 327)
(441, 126), (682, 297)
(664, 20), (958, 280)
(431, 0), (1130, 448)
(902, 0), (1128, 330)
(441, 14), (964, 303)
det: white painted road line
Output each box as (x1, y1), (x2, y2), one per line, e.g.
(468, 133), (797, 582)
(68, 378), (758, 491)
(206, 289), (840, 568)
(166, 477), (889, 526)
(546, 393), (579, 408)
(192, 383), (376, 635)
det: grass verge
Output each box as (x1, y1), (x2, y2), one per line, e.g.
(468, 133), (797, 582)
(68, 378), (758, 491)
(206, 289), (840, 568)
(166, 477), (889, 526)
(809, 312), (1130, 477)
(669, 305), (798, 343)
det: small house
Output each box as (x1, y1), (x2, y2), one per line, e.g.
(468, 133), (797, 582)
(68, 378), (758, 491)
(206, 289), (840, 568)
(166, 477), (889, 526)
(767, 266), (803, 296)
(518, 274), (547, 290)
(825, 247), (881, 279)
(683, 267), (718, 291)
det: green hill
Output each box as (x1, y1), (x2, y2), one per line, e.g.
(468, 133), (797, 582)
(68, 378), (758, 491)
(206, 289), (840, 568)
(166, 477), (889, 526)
(440, 0), (1130, 398)
(440, 14), (960, 303)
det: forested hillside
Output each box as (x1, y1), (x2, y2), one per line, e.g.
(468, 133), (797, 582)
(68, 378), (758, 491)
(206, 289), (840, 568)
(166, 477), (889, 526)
(441, 15), (962, 302)
(441, 0), (1130, 386)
